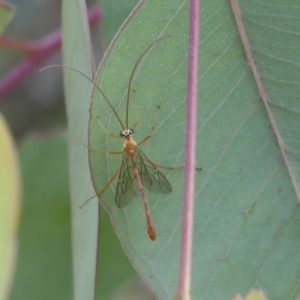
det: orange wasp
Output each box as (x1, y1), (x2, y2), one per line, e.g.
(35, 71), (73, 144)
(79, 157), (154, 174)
(87, 38), (172, 240)
(41, 38), (173, 240)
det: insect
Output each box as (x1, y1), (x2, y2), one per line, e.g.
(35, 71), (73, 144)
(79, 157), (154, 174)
(42, 37), (174, 241)
(88, 37), (173, 241)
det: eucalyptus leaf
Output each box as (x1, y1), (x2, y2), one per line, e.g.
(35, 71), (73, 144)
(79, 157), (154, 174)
(88, 0), (300, 299)
(62, 1), (98, 299)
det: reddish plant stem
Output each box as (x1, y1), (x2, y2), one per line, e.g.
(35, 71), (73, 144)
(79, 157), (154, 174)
(0, 37), (35, 53)
(0, 5), (100, 99)
(176, 0), (200, 300)
(0, 1), (15, 10)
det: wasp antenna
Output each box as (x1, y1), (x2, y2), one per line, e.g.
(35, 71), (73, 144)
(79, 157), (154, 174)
(79, 194), (98, 209)
(125, 36), (170, 128)
(40, 64), (125, 129)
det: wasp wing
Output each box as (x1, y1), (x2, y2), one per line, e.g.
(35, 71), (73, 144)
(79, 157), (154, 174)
(115, 151), (139, 208)
(136, 149), (172, 194)
(115, 148), (172, 208)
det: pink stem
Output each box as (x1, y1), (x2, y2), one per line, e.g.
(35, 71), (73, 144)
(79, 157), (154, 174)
(176, 0), (200, 299)
(0, 5), (100, 99)
(0, 37), (35, 53)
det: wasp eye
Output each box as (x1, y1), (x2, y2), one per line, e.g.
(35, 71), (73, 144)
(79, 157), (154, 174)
(120, 131), (124, 137)
(130, 129), (134, 134)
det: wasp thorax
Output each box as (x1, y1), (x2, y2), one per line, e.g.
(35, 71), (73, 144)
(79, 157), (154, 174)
(120, 128), (134, 137)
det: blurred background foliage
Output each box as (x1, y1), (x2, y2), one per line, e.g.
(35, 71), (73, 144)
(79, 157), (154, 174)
(3, 1), (300, 299)
(0, 0), (156, 299)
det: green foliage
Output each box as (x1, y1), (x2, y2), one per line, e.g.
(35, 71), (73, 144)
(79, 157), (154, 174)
(102, 0), (139, 42)
(88, 0), (300, 299)
(0, 113), (20, 300)
(10, 135), (71, 300)
(6, 0), (300, 299)
(9, 133), (135, 300)
(62, 1), (138, 299)
(0, 2), (14, 33)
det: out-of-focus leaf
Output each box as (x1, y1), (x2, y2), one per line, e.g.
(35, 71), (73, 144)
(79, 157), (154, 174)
(232, 289), (268, 300)
(10, 134), (71, 300)
(62, 1), (99, 300)
(0, 113), (20, 300)
(0, 2), (14, 33)
(244, 289), (268, 300)
(63, 0), (139, 299)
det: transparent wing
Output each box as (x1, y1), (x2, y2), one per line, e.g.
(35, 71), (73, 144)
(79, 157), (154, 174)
(115, 152), (139, 208)
(115, 148), (172, 208)
(136, 149), (172, 194)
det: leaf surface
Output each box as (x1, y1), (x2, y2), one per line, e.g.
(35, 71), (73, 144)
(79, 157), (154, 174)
(88, 0), (300, 299)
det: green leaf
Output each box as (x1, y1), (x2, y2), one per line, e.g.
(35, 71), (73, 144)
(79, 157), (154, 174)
(101, 0), (140, 42)
(0, 113), (20, 300)
(61, 1), (99, 300)
(9, 131), (135, 300)
(0, 1), (14, 34)
(88, 0), (300, 299)
(62, 1), (140, 299)
(10, 135), (71, 300)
